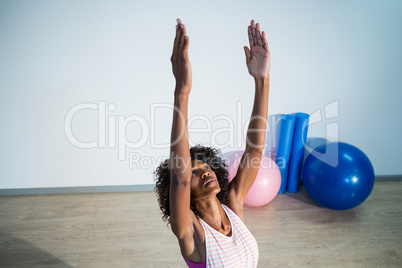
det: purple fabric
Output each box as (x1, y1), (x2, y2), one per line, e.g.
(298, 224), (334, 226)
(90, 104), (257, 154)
(182, 252), (206, 268)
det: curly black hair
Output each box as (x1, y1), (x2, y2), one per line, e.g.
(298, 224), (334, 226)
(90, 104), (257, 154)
(154, 145), (229, 224)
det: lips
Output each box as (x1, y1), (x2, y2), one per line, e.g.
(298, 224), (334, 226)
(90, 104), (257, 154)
(204, 178), (216, 187)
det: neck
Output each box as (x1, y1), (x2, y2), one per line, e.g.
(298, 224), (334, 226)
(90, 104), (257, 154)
(193, 196), (227, 229)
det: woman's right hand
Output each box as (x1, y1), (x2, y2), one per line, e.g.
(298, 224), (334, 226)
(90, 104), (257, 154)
(171, 18), (192, 95)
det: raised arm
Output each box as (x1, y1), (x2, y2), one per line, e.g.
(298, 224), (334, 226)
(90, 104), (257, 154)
(168, 19), (195, 242)
(227, 20), (271, 217)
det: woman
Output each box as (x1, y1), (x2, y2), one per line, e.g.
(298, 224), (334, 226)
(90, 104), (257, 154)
(155, 18), (270, 267)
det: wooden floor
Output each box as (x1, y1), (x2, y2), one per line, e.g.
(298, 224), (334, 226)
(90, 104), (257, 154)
(1, 181), (401, 267)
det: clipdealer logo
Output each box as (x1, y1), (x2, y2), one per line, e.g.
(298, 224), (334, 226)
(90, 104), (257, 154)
(64, 100), (255, 168)
(64, 100), (339, 169)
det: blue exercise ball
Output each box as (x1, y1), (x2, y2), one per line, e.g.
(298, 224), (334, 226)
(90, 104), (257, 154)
(302, 142), (375, 210)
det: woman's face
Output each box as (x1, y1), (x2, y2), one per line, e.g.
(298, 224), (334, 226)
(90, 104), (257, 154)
(190, 159), (221, 200)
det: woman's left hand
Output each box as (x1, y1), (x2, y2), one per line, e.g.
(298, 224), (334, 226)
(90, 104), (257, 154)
(244, 20), (271, 80)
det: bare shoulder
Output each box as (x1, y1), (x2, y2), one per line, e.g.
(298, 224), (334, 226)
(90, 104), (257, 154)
(176, 210), (206, 263)
(225, 187), (244, 221)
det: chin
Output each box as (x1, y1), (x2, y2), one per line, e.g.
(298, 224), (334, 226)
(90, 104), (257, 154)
(213, 185), (221, 195)
(205, 185), (221, 197)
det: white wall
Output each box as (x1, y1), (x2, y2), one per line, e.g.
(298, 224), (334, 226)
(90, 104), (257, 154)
(1, 0), (401, 189)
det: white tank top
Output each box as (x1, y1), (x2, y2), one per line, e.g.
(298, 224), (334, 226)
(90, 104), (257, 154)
(197, 204), (259, 267)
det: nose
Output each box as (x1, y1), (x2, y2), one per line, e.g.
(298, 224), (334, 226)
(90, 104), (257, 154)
(202, 170), (210, 178)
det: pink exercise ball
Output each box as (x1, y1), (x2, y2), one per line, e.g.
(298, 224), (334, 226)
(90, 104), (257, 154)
(221, 150), (281, 207)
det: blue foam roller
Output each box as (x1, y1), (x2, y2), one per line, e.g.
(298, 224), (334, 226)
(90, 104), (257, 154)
(286, 113), (310, 193)
(264, 114), (283, 159)
(275, 114), (295, 194)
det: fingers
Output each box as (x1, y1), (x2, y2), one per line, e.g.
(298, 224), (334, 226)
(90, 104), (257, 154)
(248, 19), (267, 49)
(262, 31), (269, 50)
(256, 23), (263, 47)
(244, 46), (251, 64)
(173, 19), (182, 56)
(172, 18), (189, 58)
(248, 26), (254, 47)
(251, 20), (256, 46)
(179, 22), (187, 50)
